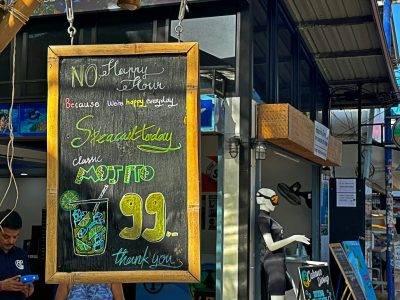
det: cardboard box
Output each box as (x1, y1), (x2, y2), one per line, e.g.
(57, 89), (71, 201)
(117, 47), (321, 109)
(257, 103), (342, 166)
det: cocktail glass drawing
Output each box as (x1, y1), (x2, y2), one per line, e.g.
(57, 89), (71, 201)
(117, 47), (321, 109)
(69, 198), (109, 256)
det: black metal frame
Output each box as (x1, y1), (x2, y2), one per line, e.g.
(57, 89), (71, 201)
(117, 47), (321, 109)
(0, 0), (245, 100)
(254, 0), (330, 123)
(0, 0), (336, 298)
(237, 2), (253, 299)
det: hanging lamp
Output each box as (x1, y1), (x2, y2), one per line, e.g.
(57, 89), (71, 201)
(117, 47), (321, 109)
(117, 0), (141, 10)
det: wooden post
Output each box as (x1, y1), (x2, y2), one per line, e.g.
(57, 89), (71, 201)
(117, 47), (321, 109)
(0, 0), (42, 53)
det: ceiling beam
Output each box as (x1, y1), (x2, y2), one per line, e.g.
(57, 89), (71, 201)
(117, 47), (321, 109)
(254, 56), (291, 65)
(330, 97), (393, 109)
(328, 77), (389, 85)
(0, 0), (41, 53)
(330, 93), (394, 109)
(255, 15), (374, 33)
(315, 48), (382, 59)
(255, 49), (382, 63)
(298, 15), (374, 29)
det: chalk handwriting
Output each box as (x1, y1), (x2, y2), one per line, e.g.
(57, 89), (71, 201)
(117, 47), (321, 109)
(72, 155), (102, 166)
(317, 275), (330, 287)
(107, 100), (124, 107)
(112, 247), (149, 268)
(146, 96), (177, 108)
(70, 114), (182, 153)
(119, 192), (166, 243)
(112, 247), (184, 269)
(65, 98), (100, 109)
(71, 64), (98, 88)
(70, 59), (166, 92)
(125, 99), (146, 108)
(117, 78), (164, 92)
(310, 269), (323, 281)
(119, 193), (143, 240)
(150, 252), (183, 269)
(99, 59), (164, 80)
(75, 164), (155, 185)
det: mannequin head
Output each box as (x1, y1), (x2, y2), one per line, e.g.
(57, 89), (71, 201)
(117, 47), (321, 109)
(256, 188), (279, 212)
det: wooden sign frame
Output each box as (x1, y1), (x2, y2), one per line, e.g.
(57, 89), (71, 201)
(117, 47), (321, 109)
(329, 243), (366, 300)
(46, 43), (200, 283)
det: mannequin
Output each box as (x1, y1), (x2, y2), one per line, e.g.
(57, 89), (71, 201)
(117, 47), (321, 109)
(257, 188), (310, 300)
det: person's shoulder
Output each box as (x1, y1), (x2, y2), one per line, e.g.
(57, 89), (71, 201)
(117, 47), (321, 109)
(12, 246), (26, 254)
(10, 246), (28, 258)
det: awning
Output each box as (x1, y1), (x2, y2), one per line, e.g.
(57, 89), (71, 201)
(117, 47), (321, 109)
(284, 0), (398, 108)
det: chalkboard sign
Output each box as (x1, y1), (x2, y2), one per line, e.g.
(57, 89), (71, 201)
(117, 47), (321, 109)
(329, 243), (366, 299)
(46, 43), (200, 283)
(298, 266), (334, 300)
(342, 241), (376, 300)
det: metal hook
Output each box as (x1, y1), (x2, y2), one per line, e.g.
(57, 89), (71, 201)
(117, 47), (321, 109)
(178, 0), (188, 21)
(65, 0), (76, 45)
(175, 0), (189, 42)
(66, 7), (73, 22)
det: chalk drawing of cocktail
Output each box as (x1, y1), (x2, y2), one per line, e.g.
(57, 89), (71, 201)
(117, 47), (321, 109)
(60, 190), (109, 256)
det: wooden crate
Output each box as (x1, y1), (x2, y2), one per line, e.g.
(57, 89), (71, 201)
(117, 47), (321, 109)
(257, 103), (342, 166)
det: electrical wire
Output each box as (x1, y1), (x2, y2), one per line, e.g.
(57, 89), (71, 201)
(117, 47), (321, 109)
(0, 37), (19, 227)
(0, 0), (45, 227)
(335, 108), (385, 136)
(343, 109), (357, 136)
(331, 111), (348, 127)
(353, 110), (359, 135)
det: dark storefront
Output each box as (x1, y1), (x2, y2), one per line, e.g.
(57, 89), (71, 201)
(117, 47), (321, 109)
(0, 0), (338, 299)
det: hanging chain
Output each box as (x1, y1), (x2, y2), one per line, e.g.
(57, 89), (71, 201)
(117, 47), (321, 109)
(174, 0), (188, 42)
(65, 0), (76, 45)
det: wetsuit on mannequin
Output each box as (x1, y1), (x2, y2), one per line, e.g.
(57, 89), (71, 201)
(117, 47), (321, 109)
(257, 188), (310, 300)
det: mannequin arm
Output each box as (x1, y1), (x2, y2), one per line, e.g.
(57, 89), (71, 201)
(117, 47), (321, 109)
(263, 233), (309, 252)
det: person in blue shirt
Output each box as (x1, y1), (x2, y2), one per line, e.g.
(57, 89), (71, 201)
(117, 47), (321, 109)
(55, 283), (124, 300)
(0, 209), (34, 300)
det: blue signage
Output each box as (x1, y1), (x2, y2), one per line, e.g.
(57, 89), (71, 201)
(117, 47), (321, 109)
(391, 103), (400, 116)
(0, 94), (219, 137)
(395, 67), (400, 88)
(342, 241), (377, 300)
(201, 94), (223, 133)
(0, 102), (46, 138)
(0, 97), (219, 138)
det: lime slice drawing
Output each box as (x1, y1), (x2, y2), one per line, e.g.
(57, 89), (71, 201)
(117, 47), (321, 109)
(88, 225), (105, 240)
(78, 212), (92, 227)
(60, 190), (79, 211)
(76, 238), (91, 252)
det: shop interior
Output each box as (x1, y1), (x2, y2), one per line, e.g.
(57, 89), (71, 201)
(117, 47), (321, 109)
(331, 109), (400, 294)
(0, 133), (219, 300)
(0, 6), (233, 299)
(259, 147), (315, 298)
